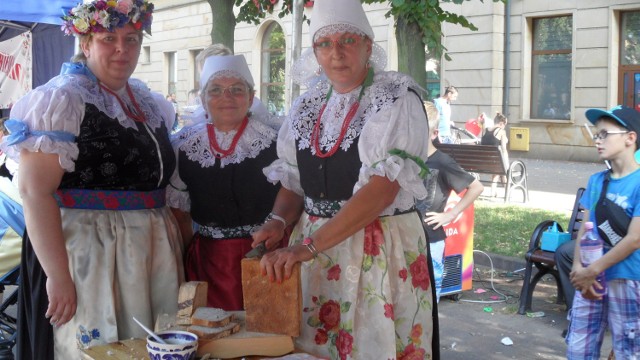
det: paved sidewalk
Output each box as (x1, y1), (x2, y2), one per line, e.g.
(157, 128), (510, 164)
(437, 158), (614, 359)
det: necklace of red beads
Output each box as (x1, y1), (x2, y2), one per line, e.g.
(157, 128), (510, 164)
(311, 68), (373, 158)
(99, 83), (146, 123)
(206, 116), (249, 159)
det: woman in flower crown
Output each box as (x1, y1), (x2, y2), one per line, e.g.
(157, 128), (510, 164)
(167, 55), (284, 310)
(1, 0), (184, 358)
(251, 0), (438, 358)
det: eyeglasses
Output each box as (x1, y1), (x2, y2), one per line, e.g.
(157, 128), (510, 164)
(592, 129), (629, 141)
(313, 36), (362, 53)
(207, 84), (250, 98)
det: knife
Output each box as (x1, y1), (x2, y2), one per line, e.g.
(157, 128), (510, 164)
(244, 242), (267, 258)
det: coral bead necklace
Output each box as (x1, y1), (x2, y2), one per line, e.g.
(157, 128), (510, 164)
(99, 83), (146, 123)
(311, 68), (374, 158)
(206, 116), (249, 159)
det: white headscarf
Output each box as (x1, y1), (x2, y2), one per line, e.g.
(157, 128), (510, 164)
(200, 55), (255, 89)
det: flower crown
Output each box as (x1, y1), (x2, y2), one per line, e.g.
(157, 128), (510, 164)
(61, 0), (154, 36)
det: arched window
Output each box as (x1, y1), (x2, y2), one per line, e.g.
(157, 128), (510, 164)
(260, 22), (286, 116)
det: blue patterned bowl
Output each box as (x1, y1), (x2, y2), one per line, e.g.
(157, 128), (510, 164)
(146, 330), (198, 360)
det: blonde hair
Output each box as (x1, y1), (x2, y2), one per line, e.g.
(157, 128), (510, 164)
(196, 44), (233, 72)
(70, 31), (144, 63)
(424, 101), (440, 131)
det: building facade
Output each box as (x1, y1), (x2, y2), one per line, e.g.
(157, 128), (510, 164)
(135, 0), (640, 162)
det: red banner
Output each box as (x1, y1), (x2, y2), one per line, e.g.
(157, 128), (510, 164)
(0, 32), (31, 109)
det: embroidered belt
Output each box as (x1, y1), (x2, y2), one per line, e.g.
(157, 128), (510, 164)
(196, 222), (261, 240)
(304, 196), (416, 218)
(55, 189), (166, 210)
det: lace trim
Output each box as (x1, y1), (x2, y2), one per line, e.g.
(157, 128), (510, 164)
(43, 74), (167, 131)
(313, 24), (366, 42)
(197, 223), (260, 239)
(173, 116), (277, 168)
(203, 70), (249, 86)
(290, 71), (419, 154)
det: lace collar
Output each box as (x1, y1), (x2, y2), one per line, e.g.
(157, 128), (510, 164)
(289, 71), (419, 154)
(172, 115), (278, 168)
(43, 73), (167, 131)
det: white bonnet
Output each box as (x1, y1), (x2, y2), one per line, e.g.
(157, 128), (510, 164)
(309, 0), (374, 41)
(200, 55), (255, 89)
(291, 0), (386, 87)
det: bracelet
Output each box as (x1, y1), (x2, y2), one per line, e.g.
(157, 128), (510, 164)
(265, 212), (287, 227)
(302, 237), (319, 258)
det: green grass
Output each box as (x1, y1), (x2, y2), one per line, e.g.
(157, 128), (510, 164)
(473, 202), (571, 259)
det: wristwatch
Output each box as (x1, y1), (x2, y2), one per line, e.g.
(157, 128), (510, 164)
(302, 237), (319, 258)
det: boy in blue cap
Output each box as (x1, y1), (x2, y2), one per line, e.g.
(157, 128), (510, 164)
(566, 105), (640, 359)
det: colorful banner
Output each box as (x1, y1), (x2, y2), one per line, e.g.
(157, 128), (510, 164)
(0, 32), (32, 109)
(442, 190), (475, 294)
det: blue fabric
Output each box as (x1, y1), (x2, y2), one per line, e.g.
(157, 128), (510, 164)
(4, 118), (76, 146)
(0, 0), (78, 25)
(580, 169), (640, 281)
(60, 62), (97, 83)
(0, 191), (25, 236)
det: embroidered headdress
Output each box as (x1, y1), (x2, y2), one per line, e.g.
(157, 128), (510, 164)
(61, 0), (154, 36)
(291, 0), (386, 87)
(200, 55), (255, 89)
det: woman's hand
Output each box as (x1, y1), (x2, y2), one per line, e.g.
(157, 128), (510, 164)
(45, 273), (77, 327)
(251, 220), (286, 251)
(259, 244), (312, 283)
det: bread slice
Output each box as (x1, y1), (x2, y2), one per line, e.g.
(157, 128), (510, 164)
(191, 307), (235, 328)
(188, 321), (241, 340)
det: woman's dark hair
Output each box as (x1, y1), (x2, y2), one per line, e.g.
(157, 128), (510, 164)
(494, 112), (508, 124)
(444, 86), (457, 95)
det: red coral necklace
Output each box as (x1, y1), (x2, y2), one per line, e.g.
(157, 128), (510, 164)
(206, 116), (249, 159)
(311, 68), (374, 158)
(99, 83), (146, 123)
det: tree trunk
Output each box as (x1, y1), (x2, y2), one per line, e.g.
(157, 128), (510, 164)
(207, 0), (236, 52)
(395, 17), (427, 98)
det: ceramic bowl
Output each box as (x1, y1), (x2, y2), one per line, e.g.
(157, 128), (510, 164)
(146, 330), (198, 360)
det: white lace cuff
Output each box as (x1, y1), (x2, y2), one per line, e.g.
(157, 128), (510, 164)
(263, 158), (303, 196)
(166, 185), (190, 212)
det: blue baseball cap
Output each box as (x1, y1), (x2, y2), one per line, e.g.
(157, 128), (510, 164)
(586, 105), (640, 163)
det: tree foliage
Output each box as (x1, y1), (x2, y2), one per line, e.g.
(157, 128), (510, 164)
(214, 0), (503, 94)
(236, 0), (502, 59)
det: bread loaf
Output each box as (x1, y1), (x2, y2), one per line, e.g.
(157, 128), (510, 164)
(191, 307), (235, 328)
(241, 258), (301, 337)
(176, 281), (208, 325)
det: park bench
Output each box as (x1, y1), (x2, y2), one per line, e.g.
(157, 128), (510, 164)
(435, 143), (529, 203)
(517, 187), (585, 315)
